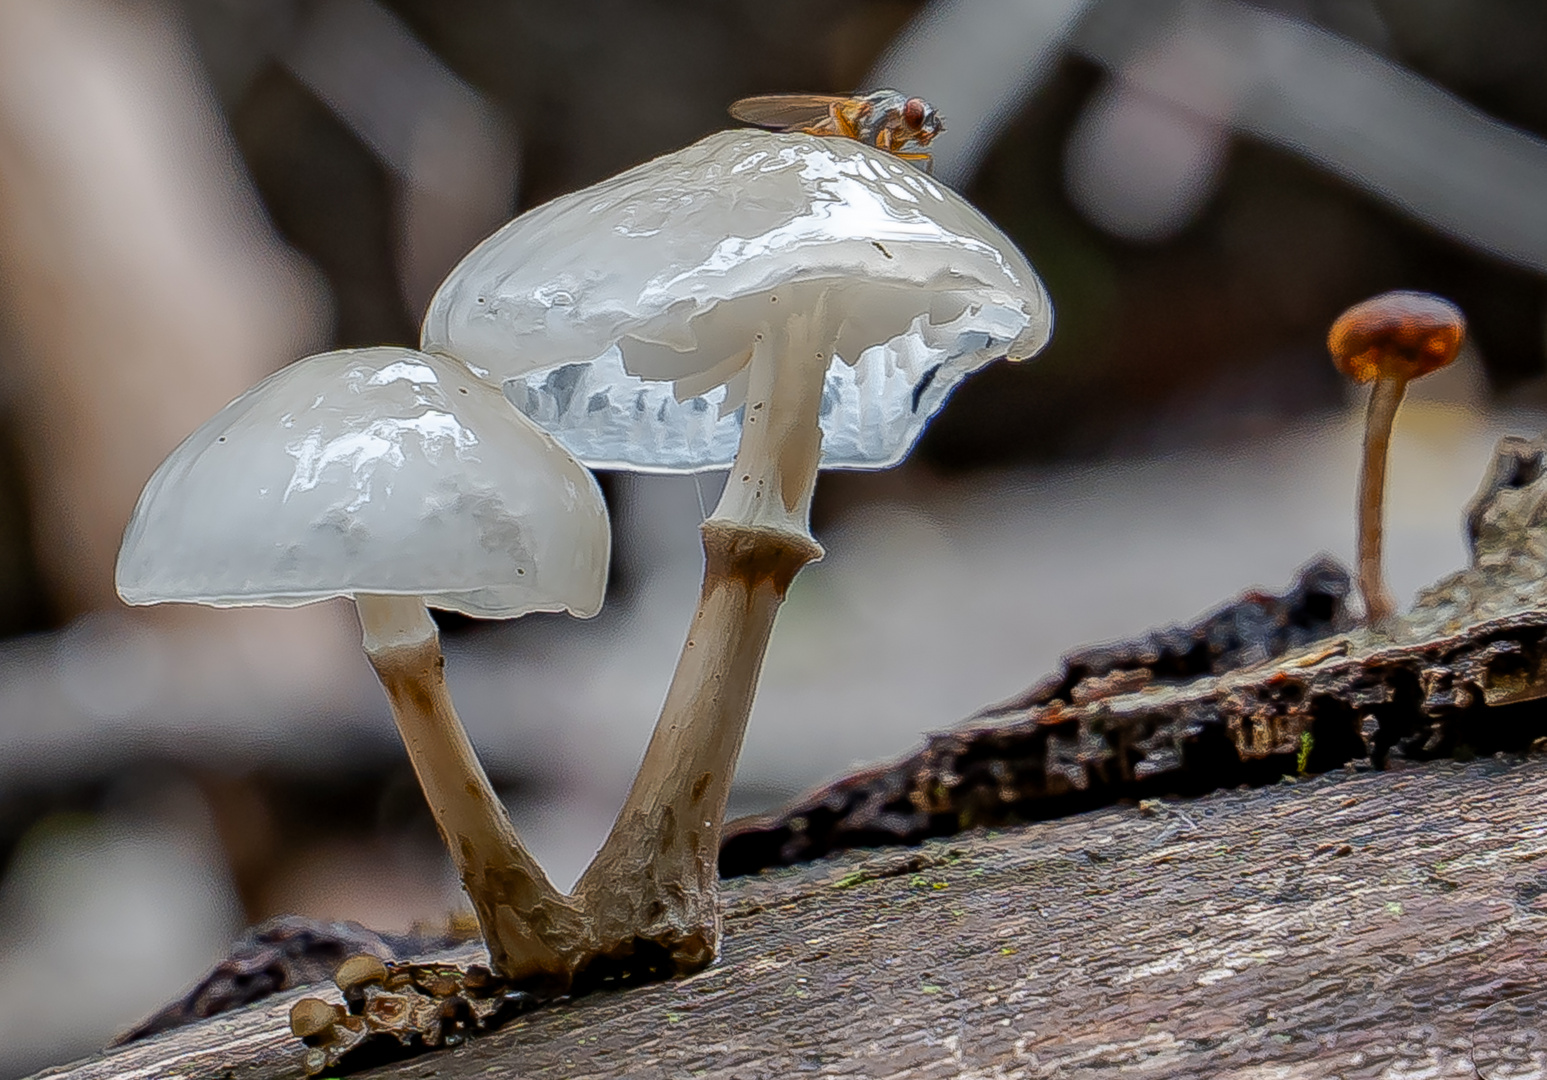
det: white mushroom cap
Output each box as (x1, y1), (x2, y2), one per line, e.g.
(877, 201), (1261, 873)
(422, 130), (1052, 473)
(116, 347), (609, 619)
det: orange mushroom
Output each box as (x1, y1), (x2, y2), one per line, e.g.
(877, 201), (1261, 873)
(1328, 290), (1466, 624)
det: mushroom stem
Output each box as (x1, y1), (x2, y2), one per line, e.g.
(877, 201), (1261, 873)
(355, 593), (584, 987)
(1355, 375), (1408, 625)
(577, 308), (829, 973)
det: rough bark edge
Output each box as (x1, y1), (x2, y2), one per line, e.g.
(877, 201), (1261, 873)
(720, 432), (1547, 874)
(30, 755), (1547, 1080)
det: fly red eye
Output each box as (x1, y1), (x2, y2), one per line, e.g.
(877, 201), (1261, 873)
(903, 97), (927, 129)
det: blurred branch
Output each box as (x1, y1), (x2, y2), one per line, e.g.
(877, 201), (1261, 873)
(876, 0), (1547, 273)
(0, 0), (366, 824)
(281, 0), (518, 316)
(0, 0), (328, 613)
(868, 0), (1097, 184)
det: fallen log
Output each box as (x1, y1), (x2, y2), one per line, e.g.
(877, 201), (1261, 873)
(30, 756), (1547, 1079)
(721, 434), (1547, 875)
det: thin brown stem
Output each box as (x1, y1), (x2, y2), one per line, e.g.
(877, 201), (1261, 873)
(1357, 375), (1408, 625)
(355, 593), (585, 989)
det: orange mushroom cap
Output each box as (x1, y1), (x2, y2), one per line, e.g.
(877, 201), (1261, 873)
(1328, 290), (1465, 383)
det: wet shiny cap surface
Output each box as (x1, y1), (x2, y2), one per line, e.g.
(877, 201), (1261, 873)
(116, 347), (609, 619)
(422, 129), (1051, 473)
(1328, 290), (1466, 383)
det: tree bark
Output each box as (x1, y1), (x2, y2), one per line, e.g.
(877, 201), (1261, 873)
(723, 434), (1547, 874)
(30, 754), (1547, 1080)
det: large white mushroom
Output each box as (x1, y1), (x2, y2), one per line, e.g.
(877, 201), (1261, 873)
(424, 129), (1052, 978)
(116, 345), (609, 988)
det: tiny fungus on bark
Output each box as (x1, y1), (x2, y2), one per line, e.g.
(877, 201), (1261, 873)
(115, 346), (609, 989)
(1328, 290), (1465, 624)
(424, 129), (1051, 975)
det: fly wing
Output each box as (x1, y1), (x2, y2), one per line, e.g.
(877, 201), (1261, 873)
(728, 94), (843, 131)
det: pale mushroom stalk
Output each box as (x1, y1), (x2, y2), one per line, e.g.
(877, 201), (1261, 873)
(1353, 375), (1407, 624)
(355, 593), (583, 985)
(575, 314), (830, 965)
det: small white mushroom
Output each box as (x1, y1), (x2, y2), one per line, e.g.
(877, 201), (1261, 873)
(117, 346), (609, 988)
(424, 130), (1051, 974)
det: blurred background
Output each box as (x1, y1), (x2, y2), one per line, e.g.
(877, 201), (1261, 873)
(1, 0), (1545, 1072)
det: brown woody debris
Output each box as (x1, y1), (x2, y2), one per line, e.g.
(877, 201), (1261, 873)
(112, 916), (398, 1044)
(720, 433), (1547, 876)
(289, 955), (535, 1075)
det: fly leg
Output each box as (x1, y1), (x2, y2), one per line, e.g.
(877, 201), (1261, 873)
(831, 101), (861, 140)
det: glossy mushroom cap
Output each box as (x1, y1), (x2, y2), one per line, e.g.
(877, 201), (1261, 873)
(422, 130), (1052, 473)
(1328, 290), (1466, 383)
(116, 347), (609, 619)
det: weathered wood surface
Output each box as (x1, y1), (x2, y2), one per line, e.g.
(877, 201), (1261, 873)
(722, 434), (1547, 874)
(33, 755), (1547, 1079)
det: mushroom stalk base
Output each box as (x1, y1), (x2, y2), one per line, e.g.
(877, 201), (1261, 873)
(576, 522), (822, 977)
(1356, 376), (1407, 625)
(355, 594), (584, 989)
